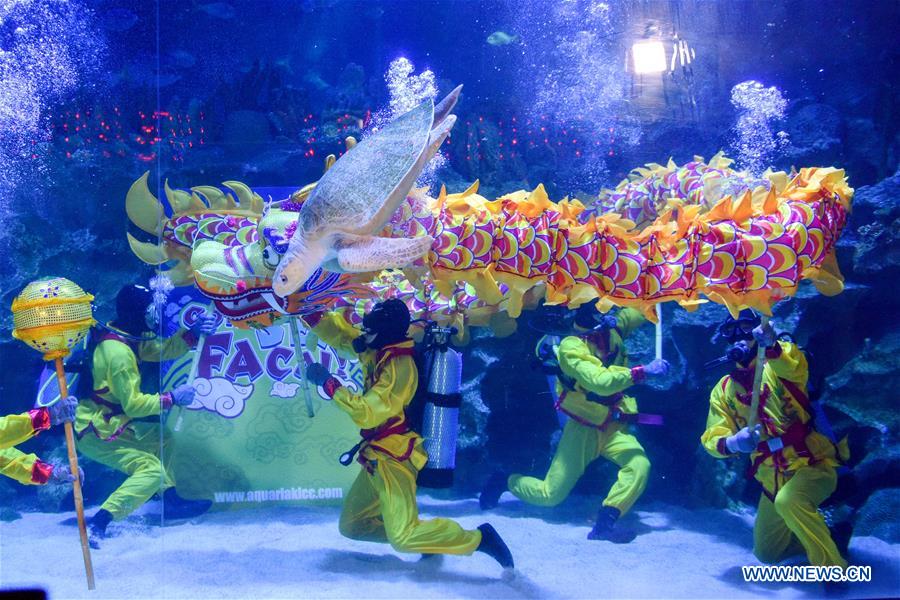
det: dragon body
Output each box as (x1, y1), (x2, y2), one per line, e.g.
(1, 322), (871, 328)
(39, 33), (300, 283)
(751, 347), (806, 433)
(126, 155), (852, 332)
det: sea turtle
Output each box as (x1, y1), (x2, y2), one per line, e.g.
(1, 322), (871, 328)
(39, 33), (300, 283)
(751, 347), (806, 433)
(272, 85), (462, 298)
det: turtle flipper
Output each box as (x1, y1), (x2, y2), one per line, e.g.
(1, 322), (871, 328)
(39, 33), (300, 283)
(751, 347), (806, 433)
(332, 233), (434, 273)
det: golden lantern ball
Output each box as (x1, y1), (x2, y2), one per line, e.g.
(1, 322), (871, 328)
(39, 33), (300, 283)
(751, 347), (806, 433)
(11, 277), (95, 361)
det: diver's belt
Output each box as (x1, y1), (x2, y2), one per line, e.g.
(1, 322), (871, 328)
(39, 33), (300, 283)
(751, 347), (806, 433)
(76, 388), (142, 442)
(558, 374), (624, 407)
(339, 416), (415, 469)
(747, 419), (815, 498)
(98, 331), (138, 353)
(555, 392), (663, 430)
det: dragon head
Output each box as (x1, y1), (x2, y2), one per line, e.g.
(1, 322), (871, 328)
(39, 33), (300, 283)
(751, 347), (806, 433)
(125, 141), (376, 329)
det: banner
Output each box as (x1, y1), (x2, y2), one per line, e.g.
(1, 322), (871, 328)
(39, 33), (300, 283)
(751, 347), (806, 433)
(161, 290), (363, 507)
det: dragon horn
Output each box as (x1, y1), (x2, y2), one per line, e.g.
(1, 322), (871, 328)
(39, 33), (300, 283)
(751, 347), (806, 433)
(126, 171), (163, 235)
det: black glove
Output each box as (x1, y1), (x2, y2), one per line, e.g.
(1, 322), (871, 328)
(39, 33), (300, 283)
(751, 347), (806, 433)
(306, 363), (333, 386)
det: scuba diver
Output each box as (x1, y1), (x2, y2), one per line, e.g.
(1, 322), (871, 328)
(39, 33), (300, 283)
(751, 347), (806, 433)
(479, 302), (669, 543)
(1, 396), (81, 486)
(303, 299), (515, 570)
(75, 283), (216, 548)
(700, 309), (849, 568)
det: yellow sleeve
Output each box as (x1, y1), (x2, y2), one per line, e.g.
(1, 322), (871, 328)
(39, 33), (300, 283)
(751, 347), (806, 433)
(616, 307), (647, 338)
(106, 351), (163, 419)
(700, 379), (739, 458)
(766, 341), (808, 385)
(558, 336), (636, 396)
(312, 312), (362, 359)
(0, 412), (42, 450)
(0, 447), (41, 485)
(138, 330), (191, 363)
(332, 355), (417, 429)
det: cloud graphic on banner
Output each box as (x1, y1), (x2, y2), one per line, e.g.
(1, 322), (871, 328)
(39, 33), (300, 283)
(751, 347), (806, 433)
(191, 377), (253, 418)
(270, 381), (300, 399)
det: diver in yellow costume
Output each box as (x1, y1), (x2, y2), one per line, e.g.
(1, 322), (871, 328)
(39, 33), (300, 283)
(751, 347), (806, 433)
(304, 299), (514, 568)
(76, 284), (216, 548)
(1, 396), (81, 486)
(480, 303), (669, 543)
(700, 310), (848, 568)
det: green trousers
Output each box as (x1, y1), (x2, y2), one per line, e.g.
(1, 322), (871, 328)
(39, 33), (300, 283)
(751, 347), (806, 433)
(753, 463), (846, 568)
(77, 423), (174, 520)
(339, 455), (481, 555)
(508, 418), (650, 515)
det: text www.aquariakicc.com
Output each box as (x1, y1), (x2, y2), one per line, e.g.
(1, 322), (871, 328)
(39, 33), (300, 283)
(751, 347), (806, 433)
(213, 487), (343, 504)
(742, 565), (871, 583)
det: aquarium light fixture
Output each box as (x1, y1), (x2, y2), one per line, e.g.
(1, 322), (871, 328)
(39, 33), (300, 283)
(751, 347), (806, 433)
(632, 40), (667, 74)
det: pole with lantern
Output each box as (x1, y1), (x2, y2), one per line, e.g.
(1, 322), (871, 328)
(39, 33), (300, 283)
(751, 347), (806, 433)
(11, 277), (96, 590)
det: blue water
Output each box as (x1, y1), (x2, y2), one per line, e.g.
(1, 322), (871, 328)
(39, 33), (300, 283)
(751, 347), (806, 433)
(1, 1), (898, 598)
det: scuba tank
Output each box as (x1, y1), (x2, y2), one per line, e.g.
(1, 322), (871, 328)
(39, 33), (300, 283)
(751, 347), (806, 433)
(416, 323), (463, 489)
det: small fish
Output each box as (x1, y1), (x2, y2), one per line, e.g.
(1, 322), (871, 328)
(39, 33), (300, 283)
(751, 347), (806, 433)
(100, 8), (138, 32)
(196, 2), (236, 19)
(487, 31), (518, 46)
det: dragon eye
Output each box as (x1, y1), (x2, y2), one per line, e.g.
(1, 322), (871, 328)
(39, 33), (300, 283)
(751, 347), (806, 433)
(262, 247), (281, 269)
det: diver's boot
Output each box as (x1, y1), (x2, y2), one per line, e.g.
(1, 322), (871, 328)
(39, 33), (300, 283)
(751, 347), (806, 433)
(587, 506), (636, 543)
(162, 488), (213, 520)
(418, 553), (444, 569)
(87, 509), (113, 550)
(479, 471), (508, 510)
(476, 523), (514, 569)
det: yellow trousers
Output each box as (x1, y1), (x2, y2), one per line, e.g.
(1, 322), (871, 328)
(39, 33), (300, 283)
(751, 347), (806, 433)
(339, 455), (481, 555)
(753, 463), (847, 568)
(77, 423), (174, 520)
(508, 418), (650, 515)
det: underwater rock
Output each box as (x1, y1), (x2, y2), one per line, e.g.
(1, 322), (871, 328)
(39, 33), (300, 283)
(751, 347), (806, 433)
(0, 506), (22, 522)
(854, 487), (900, 543)
(782, 102), (843, 166)
(458, 382), (490, 451)
(824, 331), (900, 434)
(838, 445), (900, 512)
(841, 172), (900, 279)
(845, 118), (882, 184)
(0, 476), (17, 509)
(689, 449), (749, 510)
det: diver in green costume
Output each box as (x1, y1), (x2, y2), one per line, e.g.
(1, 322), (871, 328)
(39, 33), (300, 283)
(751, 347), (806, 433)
(76, 284), (216, 548)
(480, 302), (669, 542)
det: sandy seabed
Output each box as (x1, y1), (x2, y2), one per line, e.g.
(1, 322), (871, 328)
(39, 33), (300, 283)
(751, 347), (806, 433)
(1, 494), (897, 600)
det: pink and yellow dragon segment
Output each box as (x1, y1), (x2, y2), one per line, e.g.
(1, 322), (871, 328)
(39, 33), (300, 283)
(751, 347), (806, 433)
(592, 151), (777, 229)
(389, 161), (850, 319)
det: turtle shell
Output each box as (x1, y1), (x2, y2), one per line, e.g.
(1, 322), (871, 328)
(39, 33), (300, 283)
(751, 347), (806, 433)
(298, 98), (435, 237)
